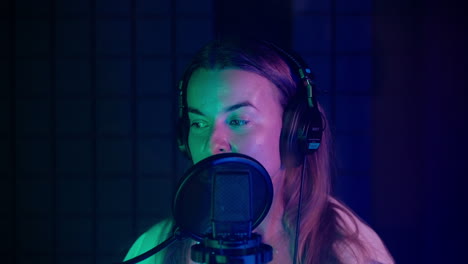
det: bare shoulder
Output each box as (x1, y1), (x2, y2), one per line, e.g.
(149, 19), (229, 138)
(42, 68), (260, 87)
(123, 218), (175, 263)
(330, 197), (395, 264)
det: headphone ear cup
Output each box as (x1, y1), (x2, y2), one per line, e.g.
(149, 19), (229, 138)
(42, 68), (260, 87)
(280, 99), (323, 168)
(177, 117), (191, 159)
(280, 101), (305, 168)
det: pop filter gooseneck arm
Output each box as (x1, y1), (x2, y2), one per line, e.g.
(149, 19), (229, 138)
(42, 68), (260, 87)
(119, 227), (188, 264)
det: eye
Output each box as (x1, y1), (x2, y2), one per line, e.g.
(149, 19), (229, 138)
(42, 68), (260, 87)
(190, 120), (209, 129)
(228, 119), (250, 126)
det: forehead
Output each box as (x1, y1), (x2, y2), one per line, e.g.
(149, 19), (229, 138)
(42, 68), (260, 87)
(186, 68), (280, 110)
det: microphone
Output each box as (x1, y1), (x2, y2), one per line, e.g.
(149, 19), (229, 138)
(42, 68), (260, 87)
(173, 153), (274, 264)
(120, 153), (274, 264)
(211, 167), (253, 239)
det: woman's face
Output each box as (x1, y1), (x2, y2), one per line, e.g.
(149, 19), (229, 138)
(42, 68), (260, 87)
(186, 68), (284, 179)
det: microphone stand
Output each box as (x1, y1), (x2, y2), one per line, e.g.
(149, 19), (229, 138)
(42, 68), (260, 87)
(191, 233), (273, 264)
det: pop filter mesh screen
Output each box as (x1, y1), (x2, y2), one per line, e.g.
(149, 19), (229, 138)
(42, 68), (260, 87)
(172, 153), (272, 238)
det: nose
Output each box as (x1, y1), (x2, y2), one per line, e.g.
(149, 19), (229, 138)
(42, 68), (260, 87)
(208, 125), (232, 155)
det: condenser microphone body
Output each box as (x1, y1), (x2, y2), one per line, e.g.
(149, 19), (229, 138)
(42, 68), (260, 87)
(173, 153), (274, 264)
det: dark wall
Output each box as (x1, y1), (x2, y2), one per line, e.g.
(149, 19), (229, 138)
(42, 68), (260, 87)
(214, 0), (292, 47)
(373, 0), (467, 263)
(3, 0), (211, 263)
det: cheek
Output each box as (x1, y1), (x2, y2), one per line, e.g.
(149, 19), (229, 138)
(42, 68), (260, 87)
(233, 128), (282, 174)
(187, 133), (206, 163)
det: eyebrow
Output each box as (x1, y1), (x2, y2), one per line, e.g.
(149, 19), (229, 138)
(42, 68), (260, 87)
(188, 101), (257, 116)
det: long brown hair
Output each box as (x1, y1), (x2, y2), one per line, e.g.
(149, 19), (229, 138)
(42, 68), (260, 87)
(178, 38), (368, 263)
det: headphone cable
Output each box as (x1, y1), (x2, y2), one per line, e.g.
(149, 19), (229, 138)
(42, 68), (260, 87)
(292, 155), (308, 264)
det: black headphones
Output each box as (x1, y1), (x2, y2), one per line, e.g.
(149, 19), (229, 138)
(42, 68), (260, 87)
(177, 40), (324, 168)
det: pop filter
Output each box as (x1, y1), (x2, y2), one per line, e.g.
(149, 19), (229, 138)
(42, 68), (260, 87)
(172, 153), (273, 240)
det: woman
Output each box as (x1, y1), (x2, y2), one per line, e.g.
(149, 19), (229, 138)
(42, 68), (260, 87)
(124, 38), (394, 264)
